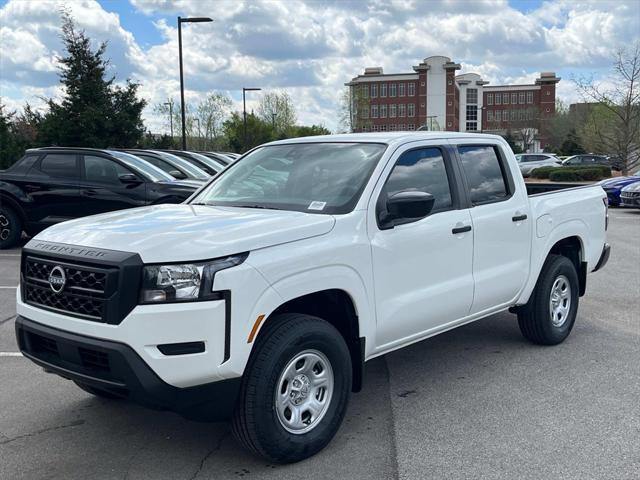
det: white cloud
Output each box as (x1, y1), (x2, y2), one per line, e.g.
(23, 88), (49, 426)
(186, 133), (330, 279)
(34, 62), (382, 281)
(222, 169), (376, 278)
(1, 0), (639, 133)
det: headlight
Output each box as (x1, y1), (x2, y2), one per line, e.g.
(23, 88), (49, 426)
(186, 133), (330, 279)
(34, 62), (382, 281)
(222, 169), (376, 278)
(140, 253), (248, 304)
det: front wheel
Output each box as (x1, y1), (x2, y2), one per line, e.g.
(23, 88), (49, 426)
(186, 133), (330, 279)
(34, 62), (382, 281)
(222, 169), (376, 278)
(232, 313), (352, 463)
(517, 254), (579, 345)
(0, 205), (22, 249)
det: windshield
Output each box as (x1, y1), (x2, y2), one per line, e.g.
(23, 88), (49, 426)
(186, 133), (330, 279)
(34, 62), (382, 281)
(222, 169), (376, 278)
(108, 151), (175, 182)
(152, 151), (210, 179)
(191, 142), (387, 214)
(189, 152), (226, 171)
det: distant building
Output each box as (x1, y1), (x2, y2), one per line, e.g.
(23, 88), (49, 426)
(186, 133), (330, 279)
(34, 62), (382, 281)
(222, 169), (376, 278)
(345, 55), (560, 151)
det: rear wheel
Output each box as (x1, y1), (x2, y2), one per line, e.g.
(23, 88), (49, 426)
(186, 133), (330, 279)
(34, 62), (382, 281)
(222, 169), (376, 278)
(232, 313), (352, 463)
(0, 205), (22, 249)
(517, 254), (579, 345)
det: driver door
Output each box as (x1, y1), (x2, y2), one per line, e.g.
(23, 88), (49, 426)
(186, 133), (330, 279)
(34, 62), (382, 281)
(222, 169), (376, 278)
(368, 144), (474, 350)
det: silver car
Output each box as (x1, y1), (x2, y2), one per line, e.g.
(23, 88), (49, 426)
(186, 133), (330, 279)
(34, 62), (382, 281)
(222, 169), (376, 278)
(516, 153), (561, 177)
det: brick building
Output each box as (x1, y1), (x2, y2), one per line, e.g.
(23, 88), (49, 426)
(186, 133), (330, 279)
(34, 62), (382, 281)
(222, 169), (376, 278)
(345, 55), (560, 151)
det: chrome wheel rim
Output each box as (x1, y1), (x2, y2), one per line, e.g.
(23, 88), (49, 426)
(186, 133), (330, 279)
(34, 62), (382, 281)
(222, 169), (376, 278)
(0, 213), (10, 242)
(275, 349), (334, 435)
(549, 274), (571, 327)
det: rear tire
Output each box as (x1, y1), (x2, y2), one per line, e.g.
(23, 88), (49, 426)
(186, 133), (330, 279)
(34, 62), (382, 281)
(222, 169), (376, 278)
(518, 254), (579, 345)
(73, 381), (123, 400)
(0, 205), (22, 249)
(232, 313), (352, 464)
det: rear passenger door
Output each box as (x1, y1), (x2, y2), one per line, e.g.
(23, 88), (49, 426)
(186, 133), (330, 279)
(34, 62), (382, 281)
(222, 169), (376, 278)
(453, 142), (532, 314)
(21, 153), (81, 228)
(368, 144), (474, 348)
(79, 155), (148, 216)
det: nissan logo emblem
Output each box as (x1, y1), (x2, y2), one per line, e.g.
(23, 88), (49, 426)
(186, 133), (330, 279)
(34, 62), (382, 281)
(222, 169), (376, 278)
(48, 266), (67, 294)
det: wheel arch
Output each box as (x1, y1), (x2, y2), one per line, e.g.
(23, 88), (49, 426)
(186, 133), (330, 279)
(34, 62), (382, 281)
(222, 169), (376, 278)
(0, 191), (27, 225)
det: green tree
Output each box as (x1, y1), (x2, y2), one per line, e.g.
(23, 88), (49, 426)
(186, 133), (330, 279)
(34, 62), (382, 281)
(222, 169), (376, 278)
(257, 91), (297, 135)
(289, 125), (331, 137)
(222, 112), (273, 152)
(338, 85), (371, 133)
(38, 12), (146, 148)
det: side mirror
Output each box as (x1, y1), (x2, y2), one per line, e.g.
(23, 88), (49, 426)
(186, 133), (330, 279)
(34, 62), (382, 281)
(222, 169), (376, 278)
(380, 191), (435, 229)
(119, 173), (141, 184)
(169, 170), (187, 179)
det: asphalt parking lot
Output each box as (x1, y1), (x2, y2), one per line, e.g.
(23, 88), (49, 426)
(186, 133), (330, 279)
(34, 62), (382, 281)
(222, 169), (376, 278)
(0, 209), (638, 480)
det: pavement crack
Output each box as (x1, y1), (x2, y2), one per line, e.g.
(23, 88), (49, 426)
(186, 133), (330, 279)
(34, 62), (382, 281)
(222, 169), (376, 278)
(189, 430), (229, 480)
(0, 314), (16, 326)
(0, 419), (85, 445)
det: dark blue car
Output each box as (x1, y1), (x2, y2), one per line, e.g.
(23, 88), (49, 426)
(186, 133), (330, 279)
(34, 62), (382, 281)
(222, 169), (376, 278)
(599, 170), (640, 206)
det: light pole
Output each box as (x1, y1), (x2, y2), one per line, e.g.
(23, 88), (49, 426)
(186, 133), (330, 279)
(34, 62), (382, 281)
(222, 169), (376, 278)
(271, 112), (277, 130)
(178, 16), (213, 150)
(164, 101), (173, 140)
(194, 118), (201, 149)
(242, 87), (261, 152)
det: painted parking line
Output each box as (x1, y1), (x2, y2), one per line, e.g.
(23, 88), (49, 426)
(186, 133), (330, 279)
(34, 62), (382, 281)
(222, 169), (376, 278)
(0, 286), (18, 289)
(0, 253), (21, 256)
(0, 352), (22, 357)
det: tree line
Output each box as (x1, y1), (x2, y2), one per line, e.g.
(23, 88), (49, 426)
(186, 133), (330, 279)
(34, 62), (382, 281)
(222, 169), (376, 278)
(0, 12), (329, 169)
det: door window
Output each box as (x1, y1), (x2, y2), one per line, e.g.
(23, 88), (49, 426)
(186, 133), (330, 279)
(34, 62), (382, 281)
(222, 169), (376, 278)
(383, 148), (453, 212)
(458, 145), (509, 204)
(84, 155), (132, 183)
(39, 154), (79, 179)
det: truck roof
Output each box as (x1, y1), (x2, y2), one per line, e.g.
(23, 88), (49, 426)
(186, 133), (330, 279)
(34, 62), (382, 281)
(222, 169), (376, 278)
(266, 131), (505, 147)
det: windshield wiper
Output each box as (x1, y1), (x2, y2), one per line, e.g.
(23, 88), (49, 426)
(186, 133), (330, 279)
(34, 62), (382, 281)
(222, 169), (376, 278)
(231, 204), (284, 210)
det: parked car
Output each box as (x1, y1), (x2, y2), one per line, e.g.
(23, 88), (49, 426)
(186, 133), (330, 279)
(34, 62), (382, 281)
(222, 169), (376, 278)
(515, 153), (561, 177)
(196, 151), (231, 167)
(598, 170), (640, 206)
(620, 180), (640, 208)
(163, 150), (226, 176)
(123, 149), (210, 182)
(14, 132), (609, 463)
(562, 154), (610, 167)
(0, 147), (199, 248)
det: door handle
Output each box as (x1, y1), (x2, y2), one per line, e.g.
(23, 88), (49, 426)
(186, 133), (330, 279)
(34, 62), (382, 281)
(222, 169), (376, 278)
(512, 214), (528, 222)
(452, 225), (472, 234)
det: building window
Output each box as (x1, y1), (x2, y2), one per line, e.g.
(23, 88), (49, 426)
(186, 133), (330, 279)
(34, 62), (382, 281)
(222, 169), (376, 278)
(519, 109), (525, 121)
(510, 110), (517, 121)
(519, 92), (525, 104)
(371, 105), (379, 118)
(407, 124), (415, 131)
(408, 82), (415, 96)
(495, 93), (501, 105)
(390, 104), (397, 118)
(371, 84), (378, 98)
(362, 84), (369, 98)
(503, 93), (509, 104)
(466, 122), (477, 131)
(511, 93), (517, 104)
(546, 90), (551, 96)
(380, 124), (387, 131)
(381, 83), (387, 97)
(380, 104), (387, 118)
(399, 83), (405, 96)
(488, 110), (494, 122)
(503, 110), (508, 121)
(466, 105), (478, 121)
(362, 106), (369, 119)
(496, 110), (502, 122)
(467, 88), (478, 104)
(527, 110), (533, 120)
(408, 103), (415, 117)
(390, 83), (397, 97)
(487, 93), (493, 105)
(399, 124), (405, 130)
(527, 91), (533, 104)
(398, 104), (406, 117)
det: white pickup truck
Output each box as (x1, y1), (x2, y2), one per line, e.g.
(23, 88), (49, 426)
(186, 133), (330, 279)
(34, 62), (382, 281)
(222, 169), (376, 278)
(15, 132), (610, 463)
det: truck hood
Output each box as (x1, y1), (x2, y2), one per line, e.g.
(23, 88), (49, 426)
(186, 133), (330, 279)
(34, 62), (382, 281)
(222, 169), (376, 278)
(34, 204), (336, 263)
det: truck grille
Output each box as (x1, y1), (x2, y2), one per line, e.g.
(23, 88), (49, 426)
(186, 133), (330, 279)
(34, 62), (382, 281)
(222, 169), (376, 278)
(22, 257), (116, 323)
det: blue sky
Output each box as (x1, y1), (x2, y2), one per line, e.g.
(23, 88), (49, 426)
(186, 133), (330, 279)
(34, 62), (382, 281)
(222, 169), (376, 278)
(1, 0), (639, 132)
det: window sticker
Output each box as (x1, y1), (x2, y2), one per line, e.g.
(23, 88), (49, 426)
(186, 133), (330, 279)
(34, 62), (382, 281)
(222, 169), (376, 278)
(308, 201), (327, 211)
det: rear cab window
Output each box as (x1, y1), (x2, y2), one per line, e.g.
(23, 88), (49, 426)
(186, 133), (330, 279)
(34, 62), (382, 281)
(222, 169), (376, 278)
(457, 145), (511, 205)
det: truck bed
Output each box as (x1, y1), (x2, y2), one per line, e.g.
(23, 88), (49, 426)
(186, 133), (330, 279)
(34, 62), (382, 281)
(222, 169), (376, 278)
(525, 181), (595, 196)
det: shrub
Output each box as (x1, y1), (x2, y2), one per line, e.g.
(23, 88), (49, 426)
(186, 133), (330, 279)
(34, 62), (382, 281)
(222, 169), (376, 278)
(549, 167), (607, 182)
(531, 166), (559, 179)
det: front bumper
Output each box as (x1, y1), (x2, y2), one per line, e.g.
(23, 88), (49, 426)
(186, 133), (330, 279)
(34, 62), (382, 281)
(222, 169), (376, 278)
(621, 193), (640, 208)
(16, 316), (241, 421)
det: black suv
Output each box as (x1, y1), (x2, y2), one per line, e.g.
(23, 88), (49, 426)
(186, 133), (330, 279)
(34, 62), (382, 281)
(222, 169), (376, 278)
(0, 147), (200, 249)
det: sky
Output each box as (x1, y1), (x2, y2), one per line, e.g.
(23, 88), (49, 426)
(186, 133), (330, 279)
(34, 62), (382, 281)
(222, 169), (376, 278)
(1, 0), (639, 133)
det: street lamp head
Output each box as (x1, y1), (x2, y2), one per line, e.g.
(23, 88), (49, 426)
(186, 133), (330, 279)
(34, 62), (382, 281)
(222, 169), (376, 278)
(243, 87), (262, 92)
(179, 17), (213, 23)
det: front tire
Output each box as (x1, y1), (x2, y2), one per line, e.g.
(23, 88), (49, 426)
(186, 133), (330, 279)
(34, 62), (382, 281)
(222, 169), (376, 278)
(232, 313), (352, 463)
(0, 205), (22, 249)
(518, 254), (579, 345)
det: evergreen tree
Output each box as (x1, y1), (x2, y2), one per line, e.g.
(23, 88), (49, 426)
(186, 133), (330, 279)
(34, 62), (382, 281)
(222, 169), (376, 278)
(39, 12), (146, 147)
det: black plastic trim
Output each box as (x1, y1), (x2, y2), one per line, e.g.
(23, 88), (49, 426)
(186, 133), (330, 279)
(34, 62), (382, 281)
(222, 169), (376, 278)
(158, 341), (205, 356)
(16, 316), (241, 421)
(592, 243), (611, 273)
